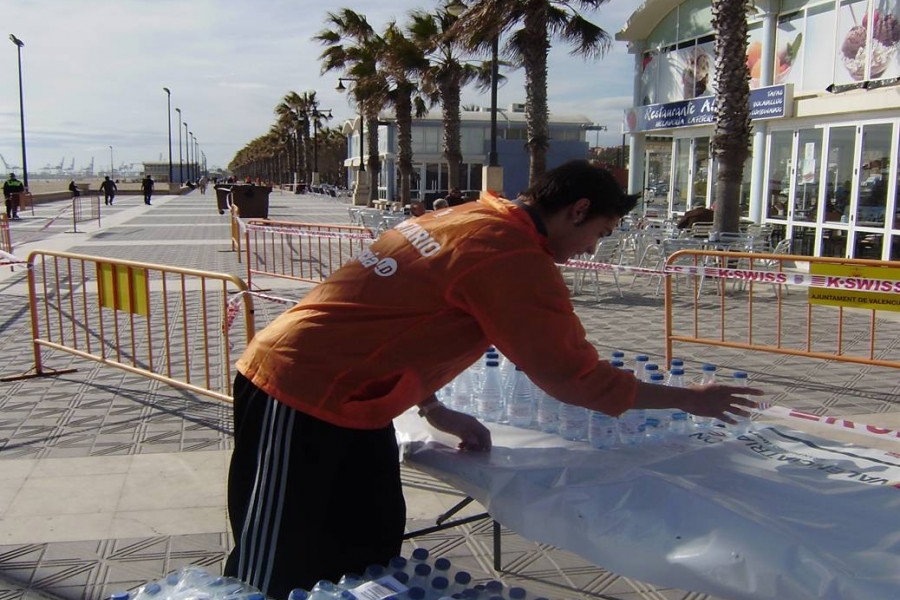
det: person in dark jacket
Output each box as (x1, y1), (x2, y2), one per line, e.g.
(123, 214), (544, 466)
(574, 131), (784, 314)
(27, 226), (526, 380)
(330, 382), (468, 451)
(99, 176), (118, 206)
(3, 173), (24, 220)
(141, 175), (154, 205)
(677, 202), (715, 229)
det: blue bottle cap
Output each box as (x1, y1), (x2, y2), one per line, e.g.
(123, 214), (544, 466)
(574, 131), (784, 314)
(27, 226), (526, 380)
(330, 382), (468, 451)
(454, 571), (472, 585)
(165, 573), (180, 586)
(143, 583), (161, 595)
(485, 580), (504, 592)
(411, 547), (430, 561)
(636, 355), (649, 361)
(408, 587), (426, 600)
(313, 580), (335, 591)
(671, 368), (685, 375)
(733, 371), (748, 379)
(486, 360), (500, 367)
(702, 364), (717, 371)
(610, 359), (624, 368)
(514, 365), (524, 371)
(623, 368), (635, 374)
(612, 351), (625, 358)
(487, 346), (496, 352)
(288, 589), (309, 600)
(394, 571), (410, 584)
(434, 557), (452, 571)
(414, 563), (432, 576)
(364, 564), (385, 578)
(645, 363), (659, 371)
(671, 358), (684, 366)
(431, 576), (449, 589)
(486, 353), (500, 360)
(247, 594), (265, 600)
(650, 373), (665, 382)
(389, 556), (407, 569)
(509, 588), (528, 600)
(110, 593), (130, 600)
(340, 592), (355, 600)
(461, 590), (480, 599)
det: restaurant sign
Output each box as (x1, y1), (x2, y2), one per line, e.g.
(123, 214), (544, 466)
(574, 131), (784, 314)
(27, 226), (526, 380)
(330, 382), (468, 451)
(625, 84), (793, 133)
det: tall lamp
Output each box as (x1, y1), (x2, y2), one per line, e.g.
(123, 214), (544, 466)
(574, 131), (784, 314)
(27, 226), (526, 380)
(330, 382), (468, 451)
(175, 108), (184, 184)
(163, 87), (173, 184)
(108, 145), (114, 179)
(10, 34), (28, 189)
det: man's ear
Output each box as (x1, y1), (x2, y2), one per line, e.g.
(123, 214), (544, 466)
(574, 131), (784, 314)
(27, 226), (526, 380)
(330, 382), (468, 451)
(571, 198), (590, 224)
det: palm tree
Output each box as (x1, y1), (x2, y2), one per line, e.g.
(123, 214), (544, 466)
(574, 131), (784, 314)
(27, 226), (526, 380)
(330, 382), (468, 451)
(408, 6), (492, 192)
(378, 21), (430, 204)
(711, 0), (751, 234)
(316, 9), (387, 204)
(451, 0), (612, 185)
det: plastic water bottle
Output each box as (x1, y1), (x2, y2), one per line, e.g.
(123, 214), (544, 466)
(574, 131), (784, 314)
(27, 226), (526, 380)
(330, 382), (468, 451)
(448, 369), (476, 415)
(309, 580), (347, 600)
(643, 372), (669, 440)
(589, 407), (619, 449)
(634, 355), (649, 381)
(728, 371), (751, 435)
(289, 590), (310, 600)
(507, 367), (535, 428)
(428, 576), (451, 598)
(536, 389), (560, 433)
(449, 571), (473, 595)
(611, 350), (626, 361)
(666, 368), (691, 435)
(693, 364), (717, 428)
(410, 563), (433, 589)
(476, 360), (504, 422)
(558, 402), (588, 441)
(337, 573), (364, 591)
(642, 363), (660, 382)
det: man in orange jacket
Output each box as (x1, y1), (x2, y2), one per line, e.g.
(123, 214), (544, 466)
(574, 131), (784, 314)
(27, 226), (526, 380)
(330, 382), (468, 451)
(224, 160), (760, 597)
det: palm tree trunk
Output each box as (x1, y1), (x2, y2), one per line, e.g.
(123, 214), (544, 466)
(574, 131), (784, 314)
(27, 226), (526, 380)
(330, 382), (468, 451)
(396, 91), (414, 205)
(441, 76), (463, 191)
(523, 7), (550, 185)
(366, 114), (380, 202)
(712, 0), (751, 234)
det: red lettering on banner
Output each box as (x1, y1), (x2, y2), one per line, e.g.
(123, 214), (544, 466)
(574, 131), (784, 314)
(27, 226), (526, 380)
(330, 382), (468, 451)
(789, 410), (821, 421)
(826, 277), (843, 288)
(823, 416), (856, 429)
(865, 425), (895, 436)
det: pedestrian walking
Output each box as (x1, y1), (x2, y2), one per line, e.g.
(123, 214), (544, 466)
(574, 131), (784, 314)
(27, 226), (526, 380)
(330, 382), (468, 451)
(3, 173), (24, 220)
(99, 176), (118, 206)
(199, 174), (208, 195)
(141, 174), (154, 205)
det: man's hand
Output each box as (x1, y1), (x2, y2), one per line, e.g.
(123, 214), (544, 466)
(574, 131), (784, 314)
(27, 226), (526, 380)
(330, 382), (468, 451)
(423, 404), (492, 452)
(681, 383), (763, 424)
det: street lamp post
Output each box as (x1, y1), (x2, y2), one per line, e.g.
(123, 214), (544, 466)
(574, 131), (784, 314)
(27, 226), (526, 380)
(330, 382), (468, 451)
(183, 122), (190, 182)
(163, 87), (173, 185)
(311, 106), (332, 185)
(189, 132), (195, 182)
(108, 145), (114, 179)
(337, 77), (368, 205)
(9, 34), (28, 189)
(175, 108), (183, 184)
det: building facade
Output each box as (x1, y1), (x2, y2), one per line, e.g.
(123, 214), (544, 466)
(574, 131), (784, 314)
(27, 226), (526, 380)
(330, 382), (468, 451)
(342, 105), (594, 206)
(619, 0), (900, 260)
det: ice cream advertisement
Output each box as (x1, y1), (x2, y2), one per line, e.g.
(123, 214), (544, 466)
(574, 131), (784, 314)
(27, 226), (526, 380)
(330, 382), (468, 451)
(835, 0), (900, 83)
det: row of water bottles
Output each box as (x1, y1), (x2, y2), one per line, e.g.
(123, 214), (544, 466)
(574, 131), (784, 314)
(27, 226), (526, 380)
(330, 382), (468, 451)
(288, 548), (547, 600)
(110, 567), (265, 600)
(439, 348), (755, 449)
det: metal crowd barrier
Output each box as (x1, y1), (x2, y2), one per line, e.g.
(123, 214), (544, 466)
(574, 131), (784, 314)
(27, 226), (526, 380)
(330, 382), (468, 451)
(244, 219), (374, 288)
(663, 249), (900, 369)
(1, 250), (256, 403)
(0, 214), (11, 256)
(230, 203), (242, 262)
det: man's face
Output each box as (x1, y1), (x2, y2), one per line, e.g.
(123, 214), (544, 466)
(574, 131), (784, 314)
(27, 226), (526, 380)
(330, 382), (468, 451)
(548, 214), (620, 263)
(410, 203), (426, 217)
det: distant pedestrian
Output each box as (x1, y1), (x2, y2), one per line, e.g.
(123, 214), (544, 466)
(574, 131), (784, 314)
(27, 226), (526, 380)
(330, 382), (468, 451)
(68, 180), (81, 198)
(99, 175), (118, 206)
(3, 173), (24, 220)
(141, 174), (154, 205)
(199, 175), (209, 195)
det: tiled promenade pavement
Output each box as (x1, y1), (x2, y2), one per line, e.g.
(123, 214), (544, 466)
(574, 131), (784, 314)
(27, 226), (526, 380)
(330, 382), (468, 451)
(1, 190), (898, 600)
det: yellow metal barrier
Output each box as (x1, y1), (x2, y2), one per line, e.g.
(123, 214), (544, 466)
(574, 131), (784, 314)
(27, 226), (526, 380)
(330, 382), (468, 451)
(664, 249), (900, 369)
(230, 203), (242, 262)
(0, 214), (11, 256)
(2, 250), (256, 403)
(244, 219), (374, 287)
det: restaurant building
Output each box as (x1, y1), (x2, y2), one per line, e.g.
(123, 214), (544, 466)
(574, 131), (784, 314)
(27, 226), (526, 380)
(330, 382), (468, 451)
(619, 0), (900, 259)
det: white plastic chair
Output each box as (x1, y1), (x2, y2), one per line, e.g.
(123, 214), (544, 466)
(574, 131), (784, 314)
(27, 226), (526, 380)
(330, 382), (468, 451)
(575, 233), (625, 300)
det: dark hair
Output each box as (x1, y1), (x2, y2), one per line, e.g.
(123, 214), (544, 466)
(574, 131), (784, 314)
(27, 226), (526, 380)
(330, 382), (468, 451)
(522, 160), (638, 219)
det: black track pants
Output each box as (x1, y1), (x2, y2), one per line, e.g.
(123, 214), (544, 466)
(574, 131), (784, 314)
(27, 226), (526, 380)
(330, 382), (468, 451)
(224, 373), (406, 599)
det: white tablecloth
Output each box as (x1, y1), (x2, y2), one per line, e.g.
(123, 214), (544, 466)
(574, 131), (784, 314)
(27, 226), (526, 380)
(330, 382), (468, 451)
(395, 411), (900, 600)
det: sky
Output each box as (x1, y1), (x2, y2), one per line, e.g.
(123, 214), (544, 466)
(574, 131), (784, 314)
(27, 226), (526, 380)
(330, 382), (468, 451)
(1, 0), (640, 177)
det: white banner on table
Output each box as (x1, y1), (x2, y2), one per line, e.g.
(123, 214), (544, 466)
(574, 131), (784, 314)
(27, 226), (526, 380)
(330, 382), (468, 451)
(396, 413), (900, 600)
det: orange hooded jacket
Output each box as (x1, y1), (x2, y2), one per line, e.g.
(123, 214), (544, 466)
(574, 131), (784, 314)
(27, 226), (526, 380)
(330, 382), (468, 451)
(236, 192), (637, 429)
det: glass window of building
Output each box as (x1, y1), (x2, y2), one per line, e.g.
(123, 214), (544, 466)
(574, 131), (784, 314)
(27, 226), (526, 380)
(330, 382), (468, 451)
(823, 125), (855, 223)
(766, 130), (794, 219)
(673, 139), (691, 212)
(647, 10), (678, 47)
(856, 123), (892, 227)
(792, 128), (823, 223)
(691, 137), (710, 208)
(678, 0), (714, 40)
(424, 127), (441, 153)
